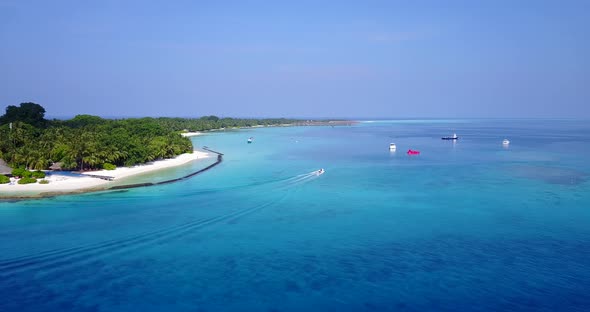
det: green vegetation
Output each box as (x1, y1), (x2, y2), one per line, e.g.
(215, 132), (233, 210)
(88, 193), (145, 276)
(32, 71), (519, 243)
(0, 102), (298, 171)
(0, 102), (46, 128)
(39, 179), (49, 184)
(155, 115), (296, 132)
(10, 168), (45, 178)
(32, 170), (46, 178)
(103, 163), (116, 170)
(11, 168), (27, 177)
(0, 175), (9, 184)
(17, 177), (37, 184)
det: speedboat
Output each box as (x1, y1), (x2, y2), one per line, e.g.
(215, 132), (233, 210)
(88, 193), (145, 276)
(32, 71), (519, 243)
(502, 139), (510, 146)
(442, 133), (458, 140)
(316, 168), (325, 175)
(247, 137), (253, 143)
(389, 143), (396, 151)
(407, 149), (420, 155)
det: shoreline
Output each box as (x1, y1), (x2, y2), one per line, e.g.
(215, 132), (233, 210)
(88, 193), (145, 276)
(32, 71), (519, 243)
(183, 120), (357, 133)
(0, 150), (211, 199)
(80, 151), (210, 180)
(0, 121), (349, 200)
(180, 132), (202, 137)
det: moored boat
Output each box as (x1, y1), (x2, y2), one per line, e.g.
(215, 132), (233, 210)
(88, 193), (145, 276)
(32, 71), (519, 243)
(389, 143), (396, 151)
(442, 133), (458, 140)
(407, 149), (420, 155)
(247, 137), (253, 143)
(502, 139), (510, 146)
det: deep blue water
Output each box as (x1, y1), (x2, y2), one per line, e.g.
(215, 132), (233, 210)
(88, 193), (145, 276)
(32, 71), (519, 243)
(1, 120), (589, 311)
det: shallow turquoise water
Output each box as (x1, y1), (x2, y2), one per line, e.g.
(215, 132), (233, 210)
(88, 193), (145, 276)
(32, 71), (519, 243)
(1, 120), (590, 311)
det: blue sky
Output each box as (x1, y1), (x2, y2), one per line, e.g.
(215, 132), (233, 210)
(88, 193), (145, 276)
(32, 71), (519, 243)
(0, 0), (588, 118)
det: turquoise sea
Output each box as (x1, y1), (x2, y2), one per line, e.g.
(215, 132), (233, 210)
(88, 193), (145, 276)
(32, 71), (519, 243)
(1, 120), (590, 311)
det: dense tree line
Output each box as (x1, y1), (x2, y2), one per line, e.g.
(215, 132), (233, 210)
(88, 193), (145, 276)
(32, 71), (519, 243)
(0, 103), (298, 171)
(153, 115), (297, 132)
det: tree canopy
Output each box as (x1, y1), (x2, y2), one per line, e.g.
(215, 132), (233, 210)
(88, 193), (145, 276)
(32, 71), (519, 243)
(0, 103), (298, 171)
(0, 102), (46, 127)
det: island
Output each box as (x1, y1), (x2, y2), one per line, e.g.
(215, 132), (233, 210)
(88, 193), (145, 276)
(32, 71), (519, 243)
(0, 102), (300, 198)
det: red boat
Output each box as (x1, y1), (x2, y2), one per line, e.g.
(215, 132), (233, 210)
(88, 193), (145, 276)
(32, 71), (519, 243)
(407, 149), (420, 155)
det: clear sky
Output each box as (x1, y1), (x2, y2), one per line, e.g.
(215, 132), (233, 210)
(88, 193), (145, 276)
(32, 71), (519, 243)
(1, 0), (588, 118)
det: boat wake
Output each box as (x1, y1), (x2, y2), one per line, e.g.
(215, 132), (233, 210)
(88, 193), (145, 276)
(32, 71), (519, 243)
(176, 170), (322, 196)
(0, 195), (286, 280)
(277, 170), (323, 189)
(0, 168), (325, 281)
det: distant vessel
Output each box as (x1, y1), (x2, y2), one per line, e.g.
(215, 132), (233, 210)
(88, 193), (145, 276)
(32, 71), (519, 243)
(389, 143), (396, 151)
(407, 149), (420, 155)
(442, 133), (458, 140)
(502, 139), (510, 146)
(316, 168), (325, 175)
(247, 137), (253, 144)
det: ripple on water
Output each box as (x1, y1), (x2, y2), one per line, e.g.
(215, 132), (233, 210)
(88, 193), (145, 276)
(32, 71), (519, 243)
(508, 165), (588, 185)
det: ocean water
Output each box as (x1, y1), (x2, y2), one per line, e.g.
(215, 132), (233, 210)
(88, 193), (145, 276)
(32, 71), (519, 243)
(1, 119), (589, 312)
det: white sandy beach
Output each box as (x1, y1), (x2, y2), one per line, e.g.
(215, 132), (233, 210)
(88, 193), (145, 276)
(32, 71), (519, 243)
(180, 132), (202, 137)
(0, 150), (210, 196)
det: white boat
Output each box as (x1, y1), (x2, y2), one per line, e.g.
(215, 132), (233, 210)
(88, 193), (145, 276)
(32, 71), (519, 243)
(247, 137), (253, 143)
(316, 168), (325, 175)
(502, 139), (510, 145)
(389, 143), (397, 151)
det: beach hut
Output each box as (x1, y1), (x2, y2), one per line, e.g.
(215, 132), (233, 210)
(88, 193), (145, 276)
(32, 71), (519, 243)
(49, 162), (63, 171)
(0, 159), (13, 176)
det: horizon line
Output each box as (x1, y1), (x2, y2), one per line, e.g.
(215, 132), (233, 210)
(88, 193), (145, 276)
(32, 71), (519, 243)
(44, 115), (590, 121)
